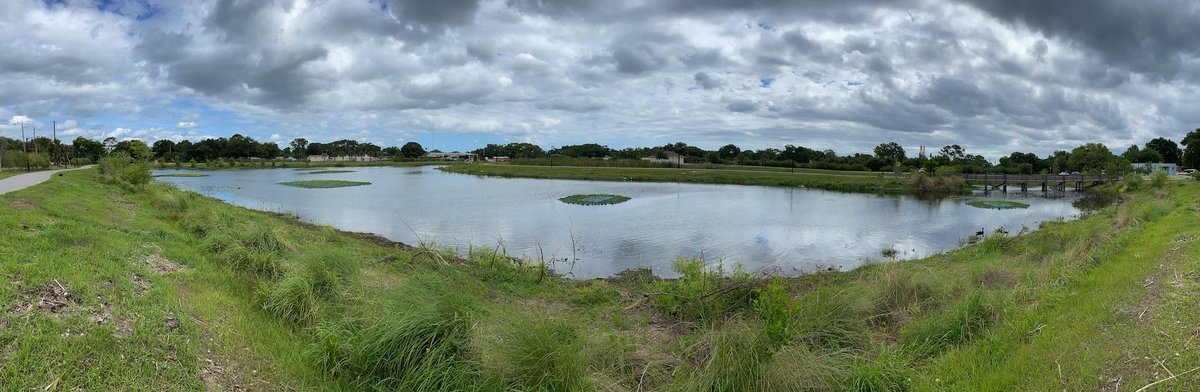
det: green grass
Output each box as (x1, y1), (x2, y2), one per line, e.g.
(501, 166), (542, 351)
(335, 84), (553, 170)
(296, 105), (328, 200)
(966, 199), (1031, 209)
(558, 194), (631, 205)
(1, 168), (1197, 390)
(278, 180), (371, 189)
(153, 173), (210, 177)
(442, 163), (921, 194)
(302, 170), (356, 174)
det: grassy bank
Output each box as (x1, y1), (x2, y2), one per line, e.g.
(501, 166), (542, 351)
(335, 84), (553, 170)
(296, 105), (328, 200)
(1, 169), (1197, 390)
(442, 163), (928, 194)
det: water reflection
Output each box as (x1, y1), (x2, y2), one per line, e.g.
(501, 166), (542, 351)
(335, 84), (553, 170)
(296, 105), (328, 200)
(157, 167), (1093, 279)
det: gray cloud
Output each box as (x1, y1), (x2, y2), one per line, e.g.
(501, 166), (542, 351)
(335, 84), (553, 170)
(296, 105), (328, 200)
(1, 0), (1197, 158)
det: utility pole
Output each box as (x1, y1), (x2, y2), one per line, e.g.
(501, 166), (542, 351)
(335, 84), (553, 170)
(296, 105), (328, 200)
(20, 122), (28, 172)
(52, 120), (58, 166)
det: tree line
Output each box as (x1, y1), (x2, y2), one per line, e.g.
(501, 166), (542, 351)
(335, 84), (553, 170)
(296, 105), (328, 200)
(469, 128), (1200, 175)
(4, 128), (1197, 174)
(0, 134), (434, 170)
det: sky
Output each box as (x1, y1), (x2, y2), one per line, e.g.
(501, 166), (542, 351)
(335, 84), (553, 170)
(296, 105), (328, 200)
(1, 0), (1198, 158)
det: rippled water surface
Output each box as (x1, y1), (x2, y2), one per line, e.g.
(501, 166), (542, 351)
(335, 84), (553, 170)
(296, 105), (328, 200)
(157, 166), (1089, 278)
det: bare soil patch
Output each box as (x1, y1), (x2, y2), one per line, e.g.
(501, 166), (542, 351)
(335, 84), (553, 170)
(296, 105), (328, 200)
(7, 199), (35, 211)
(141, 253), (187, 274)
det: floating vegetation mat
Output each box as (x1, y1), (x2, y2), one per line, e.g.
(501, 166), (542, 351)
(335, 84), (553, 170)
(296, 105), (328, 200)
(303, 170), (356, 174)
(967, 199), (1030, 210)
(278, 180), (371, 189)
(153, 173), (210, 177)
(558, 194), (631, 205)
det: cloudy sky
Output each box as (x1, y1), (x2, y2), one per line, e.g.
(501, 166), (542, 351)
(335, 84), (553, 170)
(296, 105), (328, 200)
(1, 0), (1198, 158)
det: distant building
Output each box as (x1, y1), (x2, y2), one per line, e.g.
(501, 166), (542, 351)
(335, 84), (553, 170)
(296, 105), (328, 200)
(488, 156), (510, 162)
(427, 152), (479, 162)
(1134, 162), (1178, 175)
(641, 151), (685, 166)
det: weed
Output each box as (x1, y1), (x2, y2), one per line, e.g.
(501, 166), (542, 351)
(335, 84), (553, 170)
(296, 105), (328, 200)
(754, 278), (799, 346)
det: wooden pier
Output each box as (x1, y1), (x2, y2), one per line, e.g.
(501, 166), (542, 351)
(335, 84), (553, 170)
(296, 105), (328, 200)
(956, 173), (1119, 192)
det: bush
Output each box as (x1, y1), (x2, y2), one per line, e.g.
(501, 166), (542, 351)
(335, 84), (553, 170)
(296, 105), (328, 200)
(754, 278), (799, 346)
(1150, 171), (1168, 188)
(1121, 174), (1145, 191)
(655, 257), (754, 322)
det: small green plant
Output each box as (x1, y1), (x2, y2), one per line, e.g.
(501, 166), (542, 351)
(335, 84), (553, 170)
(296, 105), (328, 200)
(881, 246), (898, 259)
(753, 278), (799, 346)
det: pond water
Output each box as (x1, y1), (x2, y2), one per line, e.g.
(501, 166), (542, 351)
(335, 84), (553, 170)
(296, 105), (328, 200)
(156, 166), (1092, 279)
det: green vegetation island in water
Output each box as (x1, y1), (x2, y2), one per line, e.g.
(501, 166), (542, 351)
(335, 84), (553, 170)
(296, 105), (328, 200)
(302, 169), (356, 174)
(278, 179), (371, 188)
(559, 194), (631, 205)
(966, 199), (1032, 210)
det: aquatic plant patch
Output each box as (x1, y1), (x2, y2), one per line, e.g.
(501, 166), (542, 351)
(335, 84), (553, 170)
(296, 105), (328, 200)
(558, 194), (631, 205)
(154, 173), (210, 177)
(966, 200), (1030, 210)
(303, 170), (356, 174)
(278, 180), (371, 189)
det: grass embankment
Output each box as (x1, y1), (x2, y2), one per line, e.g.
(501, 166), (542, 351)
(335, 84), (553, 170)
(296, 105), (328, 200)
(559, 194), (631, 205)
(278, 180), (371, 189)
(2, 169), (1198, 390)
(442, 163), (932, 194)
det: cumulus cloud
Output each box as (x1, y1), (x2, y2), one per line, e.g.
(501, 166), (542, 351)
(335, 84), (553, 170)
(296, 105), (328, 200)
(0, 0), (1197, 157)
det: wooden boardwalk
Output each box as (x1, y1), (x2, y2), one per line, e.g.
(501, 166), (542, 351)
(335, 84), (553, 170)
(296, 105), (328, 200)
(955, 173), (1119, 192)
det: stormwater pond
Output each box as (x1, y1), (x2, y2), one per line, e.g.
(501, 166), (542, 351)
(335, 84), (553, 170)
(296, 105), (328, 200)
(156, 166), (1096, 279)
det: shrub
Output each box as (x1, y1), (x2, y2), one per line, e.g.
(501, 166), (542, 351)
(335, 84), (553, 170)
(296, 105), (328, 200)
(1121, 173), (1145, 191)
(655, 257), (754, 322)
(754, 278), (799, 346)
(1150, 171), (1168, 188)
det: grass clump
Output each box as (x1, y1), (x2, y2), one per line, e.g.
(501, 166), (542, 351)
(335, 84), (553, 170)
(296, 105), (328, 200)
(278, 180), (371, 188)
(966, 199), (1031, 209)
(905, 172), (966, 193)
(489, 318), (591, 391)
(558, 193), (631, 205)
(654, 257), (755, 323)
(1150, 171), (1169, 188)
(308, 290), (484, 391)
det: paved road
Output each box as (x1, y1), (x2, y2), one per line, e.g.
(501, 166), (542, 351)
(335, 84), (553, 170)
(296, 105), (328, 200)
(0, 166), (93, 195)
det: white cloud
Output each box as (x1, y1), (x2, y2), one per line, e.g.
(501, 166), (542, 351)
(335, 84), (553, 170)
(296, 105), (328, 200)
(176, 121), (198, 129)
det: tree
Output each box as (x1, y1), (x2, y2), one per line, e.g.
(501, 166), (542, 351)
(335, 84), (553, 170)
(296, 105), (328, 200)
(873, 142), (906, 163)
(290, 138), (309, 159)
(1144, 137), (1181, 163)
(152, 139), (176, 161)
(1181, 128), (1200, 170)
(71, 137), (104, 163)
(939, 144), (965, 161)
(717, 144), (742, 160)
(400, 142), (426, 158)
(1067, 143), (1115, 173)
(103, 137), (117, 154)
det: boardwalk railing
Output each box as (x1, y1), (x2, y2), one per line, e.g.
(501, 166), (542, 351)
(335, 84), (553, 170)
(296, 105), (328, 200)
(952, 173), (1120, 192)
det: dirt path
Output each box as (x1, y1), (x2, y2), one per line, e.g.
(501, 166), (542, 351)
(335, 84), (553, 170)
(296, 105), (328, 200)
(0, 166), (93, 195)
